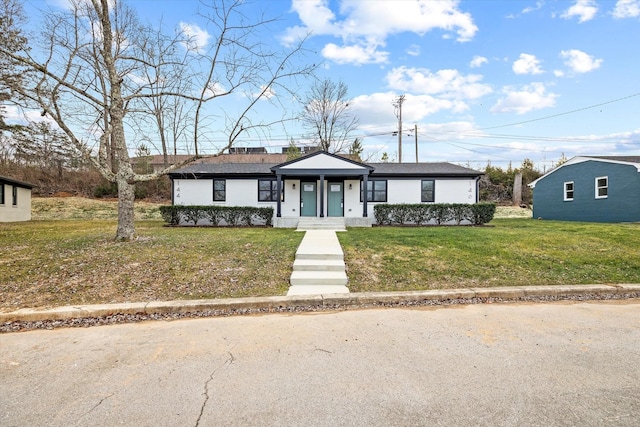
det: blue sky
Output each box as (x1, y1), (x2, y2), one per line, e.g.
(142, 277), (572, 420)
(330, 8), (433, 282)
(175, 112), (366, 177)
(18, 0), (640, 170)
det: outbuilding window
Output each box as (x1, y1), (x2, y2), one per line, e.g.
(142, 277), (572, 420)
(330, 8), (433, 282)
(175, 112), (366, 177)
(421, 179), (435, 202)
(0, 184), (4, 205)
(595, 176), (608, 199)
(12, 185), (17, 206)
(564, 181), (574, 201)
(258, 179), (283, 202)
(213, 179), (226, 201)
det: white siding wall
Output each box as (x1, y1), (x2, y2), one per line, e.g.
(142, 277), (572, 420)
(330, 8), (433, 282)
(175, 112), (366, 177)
(280, 156), (364, 170)
(281, 180), (300, 216)
(344, 179), (362, 217)
(174, 178), (281, 209)
(174, 179), (212, 205)
(173, 177), (478, 218)
(436, 178), (477, 203)
(0, 185), (32, 222)
(363, 177), (478, 217)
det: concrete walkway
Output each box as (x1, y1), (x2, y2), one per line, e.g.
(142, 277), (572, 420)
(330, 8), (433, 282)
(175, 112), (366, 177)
(287, 230), (349, 295)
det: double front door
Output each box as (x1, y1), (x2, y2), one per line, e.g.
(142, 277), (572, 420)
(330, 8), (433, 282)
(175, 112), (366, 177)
(300, 181), (344, 217)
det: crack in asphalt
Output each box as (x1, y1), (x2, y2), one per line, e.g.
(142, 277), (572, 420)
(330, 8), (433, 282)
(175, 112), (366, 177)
(195, 352), (235, 427)
(77, 392), (115, 424)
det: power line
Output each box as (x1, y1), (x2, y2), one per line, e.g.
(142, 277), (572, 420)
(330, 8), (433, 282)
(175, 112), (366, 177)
(478, 91), (640, 131)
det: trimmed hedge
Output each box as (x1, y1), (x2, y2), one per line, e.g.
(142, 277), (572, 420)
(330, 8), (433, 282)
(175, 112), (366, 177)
(373, 203), (496, 226)
(159, 205), (274, 227)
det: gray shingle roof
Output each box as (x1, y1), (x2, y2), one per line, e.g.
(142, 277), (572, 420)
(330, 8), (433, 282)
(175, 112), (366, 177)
(170, 163), (276, 176)
(369, 162), (482, 176)
(169, 161), (482, 177)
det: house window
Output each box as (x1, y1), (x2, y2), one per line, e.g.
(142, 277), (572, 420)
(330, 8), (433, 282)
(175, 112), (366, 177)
(12, 185), (18, 206)
(421, 179), (435, 202)
(213, 179), (226, 201)
(258, 179), (283, 202)
(595, 176), (608, 199)
(564, 181), (574, 201)
(0, 184), (4, 205)
(362, 180), (387, 202)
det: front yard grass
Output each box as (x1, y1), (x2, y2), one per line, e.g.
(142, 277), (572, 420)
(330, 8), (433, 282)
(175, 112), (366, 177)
(1, 212), (639, 311)
(338, 219), (640, 292)
(0, 221), (303, 311)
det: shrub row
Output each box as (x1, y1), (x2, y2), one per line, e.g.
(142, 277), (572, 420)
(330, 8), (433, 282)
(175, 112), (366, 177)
(159, 205), (274, 227)
(373, 203), (496, 226)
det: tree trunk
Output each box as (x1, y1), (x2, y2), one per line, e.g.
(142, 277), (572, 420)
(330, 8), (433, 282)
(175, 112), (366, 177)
(512, 173), (523, 206)
(116, 175), (136, 241)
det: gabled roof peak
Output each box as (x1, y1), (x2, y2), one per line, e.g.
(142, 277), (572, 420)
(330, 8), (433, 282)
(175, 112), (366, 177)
(271, 150), (372, 171)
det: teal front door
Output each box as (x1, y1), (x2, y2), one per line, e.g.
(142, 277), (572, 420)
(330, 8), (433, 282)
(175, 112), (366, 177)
(327, 182), (344, 217)
(300, 182), (317, 216)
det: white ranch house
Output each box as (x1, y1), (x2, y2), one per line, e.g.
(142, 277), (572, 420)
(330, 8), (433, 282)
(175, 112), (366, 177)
(168, 151), (483, 227)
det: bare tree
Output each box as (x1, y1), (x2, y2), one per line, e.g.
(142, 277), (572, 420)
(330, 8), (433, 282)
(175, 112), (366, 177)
(1, 0), (315, 240)
(0, 0), (28, 130)
(12, 121), (84, 174)
(301, 78), (359, 153)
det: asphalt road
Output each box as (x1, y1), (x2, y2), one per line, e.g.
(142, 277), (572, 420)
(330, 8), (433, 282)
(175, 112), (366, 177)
(1, 300), (639, 426)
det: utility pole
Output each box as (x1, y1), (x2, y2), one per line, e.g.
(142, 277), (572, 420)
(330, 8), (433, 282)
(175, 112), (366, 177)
(415, 124), (418, 163)
(393, 95), (405, 163)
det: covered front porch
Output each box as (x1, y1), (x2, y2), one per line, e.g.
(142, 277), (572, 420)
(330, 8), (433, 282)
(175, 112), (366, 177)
(271, 151), (374, 225)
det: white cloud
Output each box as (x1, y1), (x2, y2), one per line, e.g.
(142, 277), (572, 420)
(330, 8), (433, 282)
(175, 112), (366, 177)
(2, 105), (59, 127)
(284, 0), (478, 65)
(561, 0), (598, 23)
(321, 42), (388, 65)
(385, 66), (493, 101)
(522, 1), (545, 14)
(612, 0), (640, 18)
(470, 55), (488, 68)
(491, 82), (558, 115)
(257, 85), (276, 99)
(560, 49), (603, 73)
(204, 82), (227, 98)
(289, 0), (337, 33)
(512, 53), (544, 75)
(350, 92), (463, 127)
(407, 44), (421, 57)
(179, 22), (210, 53)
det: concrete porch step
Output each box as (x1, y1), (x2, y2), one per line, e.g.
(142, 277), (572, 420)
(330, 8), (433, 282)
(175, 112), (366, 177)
(293, 258), (345, 271)
(296, 217), (346, 231)
(290, 270), (348, 287)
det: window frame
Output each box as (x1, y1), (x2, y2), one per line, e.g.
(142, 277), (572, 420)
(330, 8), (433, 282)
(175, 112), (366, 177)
(421, 179), (435, 203)
(12, 185), (17, 206)
(258, 179), (284, 202)
(0, 184), (4, 205)
(564, 181), (574, 201)
(213, 179), (226, 202)
(595, 176), (608, 199)
(361, 179), (387, 203)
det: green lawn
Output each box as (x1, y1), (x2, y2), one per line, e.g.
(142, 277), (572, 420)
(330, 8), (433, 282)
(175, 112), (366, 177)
(338, 219), (640, 292)
(0, 221), (303, 311)
(1, 215), (639, 311)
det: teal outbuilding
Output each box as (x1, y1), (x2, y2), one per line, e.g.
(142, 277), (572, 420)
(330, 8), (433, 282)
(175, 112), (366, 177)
(528, 156), (640, 223)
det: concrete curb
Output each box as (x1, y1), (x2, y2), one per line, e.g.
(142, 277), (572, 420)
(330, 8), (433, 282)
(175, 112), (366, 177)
(2, 284), (639, 323)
